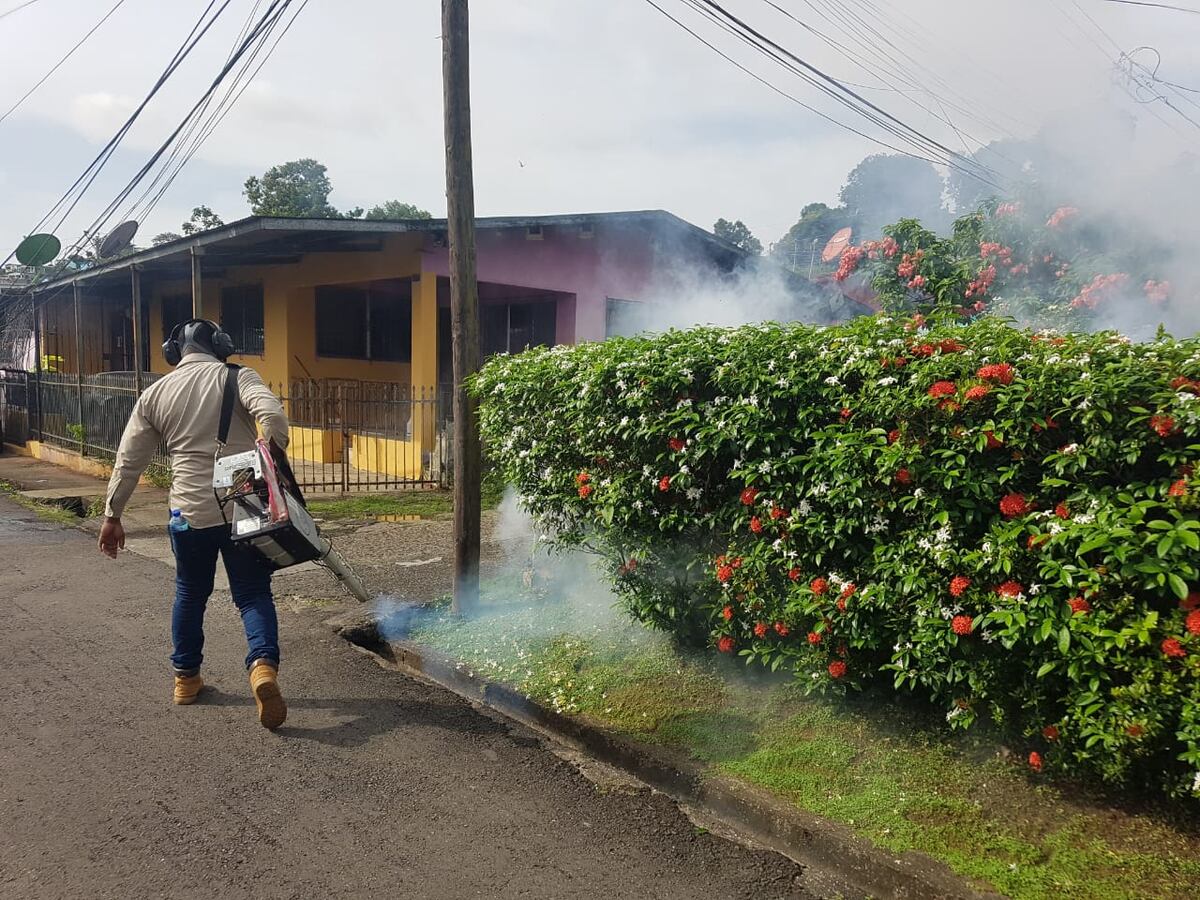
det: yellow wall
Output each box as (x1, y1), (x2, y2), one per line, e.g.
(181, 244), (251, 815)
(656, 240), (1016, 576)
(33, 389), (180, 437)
(145, 234), (427, 389)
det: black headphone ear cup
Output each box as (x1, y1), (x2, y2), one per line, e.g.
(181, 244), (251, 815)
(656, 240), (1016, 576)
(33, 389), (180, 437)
(162, 339), (181, 366)
(211, 329), (236, 359)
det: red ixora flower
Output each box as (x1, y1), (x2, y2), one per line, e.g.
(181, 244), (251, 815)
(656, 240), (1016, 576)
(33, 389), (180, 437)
(977, 363), (1015, 385)
(984, 430), (1004, 450)
(770, 505), (786, 520)
(722, 605), (734, 622)
(888, 429), (901, 445)
(774, 621), (790, 637)
(1181, 591), (1200, 611)
(1069, 596), (1091, 615)
(576, 471), (590, 485)
(1126, 724), (1145, 738)
(658, 475), (671, 492)
(807, 630), (822, 645)
(811, 577), (829, 596)
(1150, 414), (1177, 438)
(840, 583), (857, 601)
(716, 565), (733, 584)
(740, 487), (759, 506)
(1162, 637), (1187, 658)
(950, 576), (971, 597)
(1028, 751), (1043, 773)
(1000, 492), (1031, 519)
(668, 437), (686, 452)
(1055, 502), (1070, 520)
(928, 380), (958, 399)
(994, 580), (1023, 599)
(578, 484), (593, 499)
(840, 407), (853, 421)
(749, 516), (764, 534)
(788, 567), (802, 582)
(754, 622), (770, 639)
(1187, 609), (1200, 636)
(828, 660), (848, 679)
(895, 468), (912, 485)
(1169, 479), (1189, 498)
(1027, 534), (1049, 551)
(717, 635), (736, 654)
(951, 615), (975, 636)
(964, 384), (990, 403)
(1042, 725), (1060, 742)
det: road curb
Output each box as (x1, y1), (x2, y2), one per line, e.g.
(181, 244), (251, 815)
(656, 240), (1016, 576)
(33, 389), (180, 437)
(331, 614), (998, 900)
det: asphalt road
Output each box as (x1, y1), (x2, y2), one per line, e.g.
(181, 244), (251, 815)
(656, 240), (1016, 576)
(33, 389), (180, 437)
(0, 498), (812, 900)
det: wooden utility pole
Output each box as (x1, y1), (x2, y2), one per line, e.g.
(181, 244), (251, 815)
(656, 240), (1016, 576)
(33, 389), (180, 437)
(442, 0), (482, 615)
(190, 246), (203, 319)
(72, 281), (84, 455)
(130, 266), (143, 395)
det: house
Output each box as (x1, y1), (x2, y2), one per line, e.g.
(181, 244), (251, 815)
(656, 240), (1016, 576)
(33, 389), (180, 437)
(21, 210), (747, 487)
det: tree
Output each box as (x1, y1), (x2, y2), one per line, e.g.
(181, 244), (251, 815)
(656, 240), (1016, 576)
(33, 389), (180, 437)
(181, 205), (225, 235)
(151, 232), (183, 246)
(243, 158), (359, 218)
(364, 200), (432, 220)
(772, 202), (851, 269)
(713, 218), (763, 255)
(840, 154), (949, 239)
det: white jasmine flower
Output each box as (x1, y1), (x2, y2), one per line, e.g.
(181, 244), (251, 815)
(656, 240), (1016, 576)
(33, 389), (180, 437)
(797, 500), (813, 515)
(913, 488), (926, 499)
(825, 376), (840, 386)
(878, 376), (899, 386)
(1061, 443), (1080, 455)
(759, 462), (772, 474)
(686, 487), (702, 501)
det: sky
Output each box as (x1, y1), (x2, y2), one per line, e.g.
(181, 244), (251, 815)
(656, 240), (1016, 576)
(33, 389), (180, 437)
(0, 0), (1198, 260)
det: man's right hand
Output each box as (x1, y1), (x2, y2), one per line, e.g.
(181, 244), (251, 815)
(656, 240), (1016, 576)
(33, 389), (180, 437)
(99, 517), (125, 559)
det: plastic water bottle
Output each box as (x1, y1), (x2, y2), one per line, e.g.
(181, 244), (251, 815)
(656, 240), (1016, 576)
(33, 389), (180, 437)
(168, 509), (190, 533)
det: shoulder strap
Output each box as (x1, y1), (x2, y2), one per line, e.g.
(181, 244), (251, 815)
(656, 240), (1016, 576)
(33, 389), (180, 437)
(217, 363), (242, 447)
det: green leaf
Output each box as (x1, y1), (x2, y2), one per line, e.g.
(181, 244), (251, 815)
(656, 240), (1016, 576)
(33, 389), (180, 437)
(1036, 661), (1057, 678)
(1168, 572), (1189, 600)
(1058, 626), (1071, 655)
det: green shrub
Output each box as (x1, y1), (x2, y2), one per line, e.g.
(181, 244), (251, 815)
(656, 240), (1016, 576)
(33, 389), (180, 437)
(473, 314), (1200, 797)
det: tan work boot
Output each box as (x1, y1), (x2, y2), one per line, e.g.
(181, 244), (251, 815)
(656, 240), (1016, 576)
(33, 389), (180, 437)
(249, 660), (287, 730)
(173, 674), (204, 705)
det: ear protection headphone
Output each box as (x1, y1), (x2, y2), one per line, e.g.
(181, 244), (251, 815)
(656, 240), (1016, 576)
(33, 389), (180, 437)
(162, 318), (236, 366)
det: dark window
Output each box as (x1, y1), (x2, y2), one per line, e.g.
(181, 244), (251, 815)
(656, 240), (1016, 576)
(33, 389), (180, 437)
(161, 294), (192, 342)
(605, 297), (648, 337)
(316, 286), (367, 358)
(481, 300), (556, 357)
(221, 284), (265, 355)
(315, 283), (411, 362)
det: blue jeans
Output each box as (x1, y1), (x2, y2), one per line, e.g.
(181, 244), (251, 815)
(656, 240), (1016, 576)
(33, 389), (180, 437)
(169, 524), (279, 675)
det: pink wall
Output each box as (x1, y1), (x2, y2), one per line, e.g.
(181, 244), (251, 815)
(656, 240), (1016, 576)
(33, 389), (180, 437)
(420, 223), (687, 343)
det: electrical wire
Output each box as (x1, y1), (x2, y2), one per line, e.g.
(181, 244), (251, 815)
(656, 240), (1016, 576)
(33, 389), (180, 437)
(134, 0), (309, 225)
(0, 0), (127, 127)
(675, 0), (1001, 185)
(1, 0), (233, 269)
(641, 0), (950, 167)
(1097, 0), (1200, 13)
(0, 0), (42, 22)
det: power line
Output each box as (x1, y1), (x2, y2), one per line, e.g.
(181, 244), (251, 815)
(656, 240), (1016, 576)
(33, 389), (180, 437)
(0, 0), (127, 127)
(0, 0), (42, 22)
(1097, 0), (1200, 14)
(679, 0), (1001, 184)
(1, 0), (234, 269)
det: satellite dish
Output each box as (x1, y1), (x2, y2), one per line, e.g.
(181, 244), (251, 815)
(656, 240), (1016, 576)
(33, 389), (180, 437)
(821, 227), (853, 263)
(15, 233), (61, 267)
(98, 220), (139, 258)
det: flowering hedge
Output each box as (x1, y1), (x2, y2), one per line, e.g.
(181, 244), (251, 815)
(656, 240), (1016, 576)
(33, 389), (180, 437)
(473, 315), (1200, 796)
(835, 201), (1174, 333)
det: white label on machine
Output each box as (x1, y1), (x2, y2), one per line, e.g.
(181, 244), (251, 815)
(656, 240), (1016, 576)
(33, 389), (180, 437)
(235, 516), (260, 536)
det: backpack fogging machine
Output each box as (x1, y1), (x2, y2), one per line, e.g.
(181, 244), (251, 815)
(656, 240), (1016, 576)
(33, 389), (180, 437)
(211, 367), (372, 603)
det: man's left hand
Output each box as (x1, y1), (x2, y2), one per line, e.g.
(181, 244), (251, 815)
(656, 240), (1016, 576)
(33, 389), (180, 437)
(99, 517), (125, 559)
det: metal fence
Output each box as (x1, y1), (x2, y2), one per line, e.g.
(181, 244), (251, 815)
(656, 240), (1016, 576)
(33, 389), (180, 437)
(0, 367), (448, 494)
(273, 378), (449, 492)
(1, 369), (30, 445)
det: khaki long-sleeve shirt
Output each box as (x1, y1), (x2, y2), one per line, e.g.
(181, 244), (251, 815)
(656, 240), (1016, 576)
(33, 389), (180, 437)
(105, 352), (289, 529)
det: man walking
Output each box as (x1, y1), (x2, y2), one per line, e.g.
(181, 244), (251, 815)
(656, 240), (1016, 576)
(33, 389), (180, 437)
(99, 318), (290, 730)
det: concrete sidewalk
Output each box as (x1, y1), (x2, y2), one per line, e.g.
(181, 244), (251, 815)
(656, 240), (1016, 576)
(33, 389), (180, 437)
(0, 495), (810, 899)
